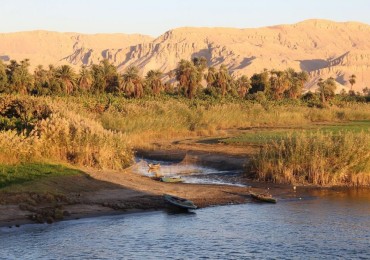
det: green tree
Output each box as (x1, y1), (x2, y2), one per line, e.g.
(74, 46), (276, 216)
(121, 66), (143, 98)
(55, 65), (77, 94)
(214, 65), (232, 97)
(205, 66), (216, 88)
(249, 69), (271, 95)
(270, 70), (289, 100)
(7, 59), (33, 94)
(175, 57), (205, 99)
(145, 69), (163, 96)
(349, 74), (356, 91)
(235, 75), (251, 98)
(33, 65), (50, 95)
(91, 59), (119, 93)
(78, 66), (93, 92)
(0, 60), (8, 93)
(285, 69), (308, 99)
(317, 77), (336, 104)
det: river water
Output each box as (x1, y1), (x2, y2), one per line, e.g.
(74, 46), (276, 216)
(1, 161), (369, 259)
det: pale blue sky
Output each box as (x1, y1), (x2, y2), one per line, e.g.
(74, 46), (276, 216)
(1, 0), (369, 36)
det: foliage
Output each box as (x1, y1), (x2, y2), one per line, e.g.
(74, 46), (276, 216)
(251, 131), (370, 186)
(0, 96), (133, 169)
(122, 66), (143, 98)
(175, 57), (206, 99)
(0, 57), (367, 106)
(317, 77), (336, 104)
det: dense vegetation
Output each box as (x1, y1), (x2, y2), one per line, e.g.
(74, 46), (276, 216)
(252, 131), (370, 187)
(0, 57), (369, 187)
(1, 58), (369, 103)
(0, 95), (132, 169)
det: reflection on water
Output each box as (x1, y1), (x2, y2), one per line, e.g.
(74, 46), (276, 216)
(1, 158), (369, 259)
(1, 189), (369, 259)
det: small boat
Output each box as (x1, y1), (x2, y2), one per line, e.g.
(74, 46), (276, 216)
(148, 163), (161, 170)
(160, 177), (184, 183)
(150, 175), (164, 181)
(250, 192), (277, 203)
(163, 194), (197, 210)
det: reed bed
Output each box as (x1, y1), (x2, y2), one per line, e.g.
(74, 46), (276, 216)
(252, 131), (370, 186)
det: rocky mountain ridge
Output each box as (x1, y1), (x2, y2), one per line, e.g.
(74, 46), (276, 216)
(1, 19), (370, 91)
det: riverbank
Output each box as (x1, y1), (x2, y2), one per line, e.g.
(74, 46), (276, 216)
(0, 152), (260, 227)
(2, 129), (366, 228)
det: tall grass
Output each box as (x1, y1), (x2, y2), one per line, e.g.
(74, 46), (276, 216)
(96, 98), (370, 148)
(1, 94), (370, 170)
(0, 95), (133, 169)
(251, 131), (370, 186)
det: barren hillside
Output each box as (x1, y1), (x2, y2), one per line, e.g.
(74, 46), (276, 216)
(1, 20), (370, 91)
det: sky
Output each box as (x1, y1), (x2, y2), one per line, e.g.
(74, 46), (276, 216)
(1, 0), (370, 36)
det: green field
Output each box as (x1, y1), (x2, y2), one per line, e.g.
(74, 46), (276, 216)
(223, 120), (370, 145)
(0, 163), (81, 189)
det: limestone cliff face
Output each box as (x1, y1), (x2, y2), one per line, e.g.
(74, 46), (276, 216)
(0, 30), (153, 68)
(1, 20), (370, 91)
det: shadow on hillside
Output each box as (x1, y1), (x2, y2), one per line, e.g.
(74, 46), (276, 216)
(299, 59), (328, 72)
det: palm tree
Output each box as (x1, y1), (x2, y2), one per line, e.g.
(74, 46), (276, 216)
(215, 65), (231, 97)
(236, 75), (251, 98)
(78, 66), (93, 91)
(318, 77), (336, 104)
(317, 78), (326, 104)
(8, 59), (33, 94)
(121, 66), (143, 98)
(91, 59), (119, 93)
(175, 57), (207, 99)
(176, 59), (197, 98)
(270, 70), (289, 100)
(192, 56), (207, 71)
(176, 59), (192, 92)
(285, 69), (308, 99)
(145, 69), (163, 96)
(55, 65), (77, 94)
(0, 60), (8, 92)
(33, 65), (49, 94)
(205, 66), (216, 88)
(249, 69), (271, 94)
(349, 74), (356, 91)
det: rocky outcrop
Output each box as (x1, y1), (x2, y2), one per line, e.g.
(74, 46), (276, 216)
(1, 20), (370, 91)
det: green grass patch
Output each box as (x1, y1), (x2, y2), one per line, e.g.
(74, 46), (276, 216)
(0, 163), (82, 189)
(317, 120), (370, 133)
(223, 120), (370, 145)
(223, 130), (289, 145)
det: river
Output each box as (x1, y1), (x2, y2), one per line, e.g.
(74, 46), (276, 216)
(0, 160), (369, 259)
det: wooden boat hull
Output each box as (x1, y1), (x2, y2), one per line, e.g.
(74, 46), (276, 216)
(160, 177), (184, 183)
(250, 193), (277, 203)
(163, 194), (197, 210)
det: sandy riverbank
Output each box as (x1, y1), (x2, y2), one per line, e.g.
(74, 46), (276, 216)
(0, 136), (290, 228)
(0, 149), (263, 227)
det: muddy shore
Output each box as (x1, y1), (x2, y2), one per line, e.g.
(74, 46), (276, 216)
(0, 139), (283, 228)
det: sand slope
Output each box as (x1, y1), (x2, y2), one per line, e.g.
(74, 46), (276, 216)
(1, 20), (370, 91)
